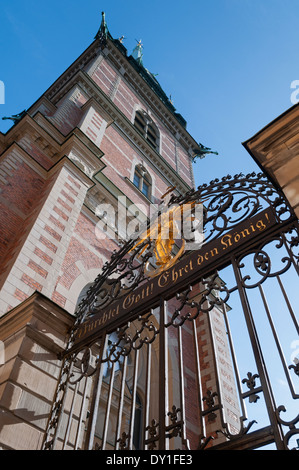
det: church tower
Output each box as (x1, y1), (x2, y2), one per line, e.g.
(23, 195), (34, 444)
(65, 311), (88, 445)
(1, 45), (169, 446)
(0, 13), (198, 315)
(0, 13), (241, 450)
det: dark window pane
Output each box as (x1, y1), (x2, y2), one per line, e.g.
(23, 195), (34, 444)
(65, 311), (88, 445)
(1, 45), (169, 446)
(133, 172), (141, 188)
(142, 181), (150, 197)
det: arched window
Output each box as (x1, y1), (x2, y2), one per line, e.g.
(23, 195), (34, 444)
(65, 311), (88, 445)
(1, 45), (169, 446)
(134, 110), (159, 151)
(133, 164), (152, 199)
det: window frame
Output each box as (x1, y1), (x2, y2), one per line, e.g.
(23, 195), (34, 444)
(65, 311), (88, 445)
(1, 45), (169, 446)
(132, 164), (152, 200)
(134, 110), (159, 152)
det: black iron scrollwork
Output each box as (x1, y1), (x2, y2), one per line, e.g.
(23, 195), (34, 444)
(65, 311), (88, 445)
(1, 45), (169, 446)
(166, 273), (230, 328)
(276, 405), (299, 449)
(237, 236), (294, 289)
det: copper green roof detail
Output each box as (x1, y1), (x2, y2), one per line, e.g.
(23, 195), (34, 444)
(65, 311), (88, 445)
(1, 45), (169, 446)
(94, 11), (110, 44)
(93, 13), (218, 156)
(192, 144), (219, 162)
(132, 40), (144, 65)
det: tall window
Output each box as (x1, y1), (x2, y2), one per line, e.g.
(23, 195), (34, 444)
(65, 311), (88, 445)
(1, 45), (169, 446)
(134, 110), (159, 151)
(133, 164), (152, 199)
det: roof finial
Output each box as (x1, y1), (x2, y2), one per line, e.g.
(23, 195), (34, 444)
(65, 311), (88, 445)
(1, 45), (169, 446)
(95, 11), (109, 44)
(132, 39), (144, 65)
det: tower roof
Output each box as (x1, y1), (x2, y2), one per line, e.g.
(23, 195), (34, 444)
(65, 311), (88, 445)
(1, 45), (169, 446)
(95, 12), (187, 129)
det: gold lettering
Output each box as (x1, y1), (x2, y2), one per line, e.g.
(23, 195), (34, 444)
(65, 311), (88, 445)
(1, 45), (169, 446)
(123, 293), (135, 310)
(221, 234), (233, 250)
(158, 271), (170, 288)
(234, 232), (241, 243)
(172, 268), (179, 283)
(77, 322), (88, 339)
(210, 247), (218, 257)
(256, 219), (266, 231)
(184, 262), (190, 274)
(240, 228), (250, 238)
(197, 254), (204, 265)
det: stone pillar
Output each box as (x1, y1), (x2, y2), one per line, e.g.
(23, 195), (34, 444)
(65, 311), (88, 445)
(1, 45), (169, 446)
(0, 292), (73, 450)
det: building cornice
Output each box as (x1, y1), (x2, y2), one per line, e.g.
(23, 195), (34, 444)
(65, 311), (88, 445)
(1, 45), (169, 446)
(0, 291), (74, 354)
(0, 112), (106, 180)
(243, 103), (299, 186)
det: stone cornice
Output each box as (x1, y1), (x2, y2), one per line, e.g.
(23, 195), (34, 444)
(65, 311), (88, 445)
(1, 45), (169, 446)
(0, 113), (106, 180)
(0, 291), (74, 354)
(243, 103), (299, 180)
(0, 141), (95, 190)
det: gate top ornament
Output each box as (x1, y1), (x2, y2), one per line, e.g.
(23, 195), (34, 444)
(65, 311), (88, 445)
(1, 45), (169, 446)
(65, 172), (297, 354)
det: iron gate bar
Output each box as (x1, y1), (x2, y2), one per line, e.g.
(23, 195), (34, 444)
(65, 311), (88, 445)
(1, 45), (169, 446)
(84, 334), (108, 450)
(231, 257), (286, 450)
(276, 275), (299, 335)
(177, 323), (188, 448)
(115, 354), (128, 450)
(75, 375), (88, 449)
(158, 298), (168, 450)
(102, 360), (116, 449)
(128, 348), (140, 450)
(258, 283), (299, 400)
(143, 325), (152, 449)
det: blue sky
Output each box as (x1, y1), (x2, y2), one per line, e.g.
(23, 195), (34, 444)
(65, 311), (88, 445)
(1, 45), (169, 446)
(1, 0), (299, 187)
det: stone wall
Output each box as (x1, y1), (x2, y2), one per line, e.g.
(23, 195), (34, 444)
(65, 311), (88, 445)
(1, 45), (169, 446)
(0, 292), (73, 450)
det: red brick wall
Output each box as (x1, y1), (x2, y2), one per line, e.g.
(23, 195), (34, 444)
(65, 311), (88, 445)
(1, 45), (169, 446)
(90, 57), (194, 189)
(0, 150), (47, 286)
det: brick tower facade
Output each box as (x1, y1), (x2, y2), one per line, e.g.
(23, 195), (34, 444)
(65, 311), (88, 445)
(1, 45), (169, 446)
(0, 17), (197, 315)
(0, 14), (240, 450)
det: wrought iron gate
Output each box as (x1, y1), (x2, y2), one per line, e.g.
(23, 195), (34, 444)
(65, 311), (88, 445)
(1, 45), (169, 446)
(42, 172), (299, 451)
